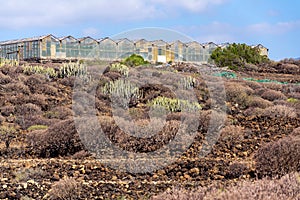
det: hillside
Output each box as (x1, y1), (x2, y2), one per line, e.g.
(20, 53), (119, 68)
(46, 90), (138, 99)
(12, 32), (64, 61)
(0, 59), (299, 199)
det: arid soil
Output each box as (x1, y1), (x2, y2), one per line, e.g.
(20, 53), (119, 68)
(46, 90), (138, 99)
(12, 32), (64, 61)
(0, 60), (299, 199)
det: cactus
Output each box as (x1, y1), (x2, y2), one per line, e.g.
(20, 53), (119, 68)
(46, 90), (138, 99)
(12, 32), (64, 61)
(109, 63), (129, 77)
(0, 58), (19, 67)
(179, 76), (197, 90)
(23, 65), (57, 78)
(59, 62), (88, 78)
(148, 96), (201, 112)
(102, 79), (142, 108)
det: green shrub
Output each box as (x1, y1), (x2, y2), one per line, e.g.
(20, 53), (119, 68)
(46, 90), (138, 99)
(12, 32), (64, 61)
(122, 54), (149, 67)
(210, 43), (269, 70)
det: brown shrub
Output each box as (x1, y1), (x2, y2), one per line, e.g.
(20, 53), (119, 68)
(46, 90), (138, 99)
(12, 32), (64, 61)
(0, 105), (15, 117)
(15, 103), (42, 116)
(291, 127), (300, 137)
(264, 83), (283, 91)
(27, 119), (83, 157)
(243, 80), (262, 90)
(198, 110), (228, 133)
(58, 76), (76, 87)
(262, 105), (297, 119)
(4, 82), (30, 95)
(225, 82), (253, 108)
(25, 94), (48, 110)
(219, 125), (244, 145)
(248, 96), (273, 108)
(48, 177), (81, 200)
(16, 115), (51, 130)
(243, 107), (264, 116)
(0, 71), (12, 84)
(44, 106), (74, 120)
(151, 172), (300, 200)
(254, 135), (300, 178)
(226, 162), (249, 179)
(261, 89), (287, 101)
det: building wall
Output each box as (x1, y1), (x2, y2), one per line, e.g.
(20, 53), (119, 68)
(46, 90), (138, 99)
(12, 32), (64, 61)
(0, 35), (269, 63)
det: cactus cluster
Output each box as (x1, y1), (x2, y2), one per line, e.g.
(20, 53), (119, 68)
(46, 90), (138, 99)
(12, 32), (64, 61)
(23, 65), (57, 78)
(149, 96), (201, 112)
(102, 79), (142, 100)
(0, 58), (19, 67)
(179, 76), (197, 90)
(102, 79), (142, 108)
(59, 62), (88, 78)
(109, 63), (129, 77)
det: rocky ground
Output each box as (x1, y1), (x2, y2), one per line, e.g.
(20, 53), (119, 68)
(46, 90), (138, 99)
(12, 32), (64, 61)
(0, 60), (299, 199)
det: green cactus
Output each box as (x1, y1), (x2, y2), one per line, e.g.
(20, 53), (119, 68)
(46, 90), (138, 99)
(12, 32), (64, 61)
(102, 79), (142, 108)
(149, 96), (201, 112)
(179, 76), (197, 90)
(23, 65), (57, 78)
(0, 58), (19, 67)
(109, 63), (129, 77)
(59, 62), (88, 78)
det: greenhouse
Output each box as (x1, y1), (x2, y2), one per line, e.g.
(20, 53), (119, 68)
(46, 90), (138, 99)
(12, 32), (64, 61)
(0, 34), (269, 63)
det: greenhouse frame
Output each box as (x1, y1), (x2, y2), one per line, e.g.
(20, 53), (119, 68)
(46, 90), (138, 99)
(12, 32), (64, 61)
(0, 34), (269, 63)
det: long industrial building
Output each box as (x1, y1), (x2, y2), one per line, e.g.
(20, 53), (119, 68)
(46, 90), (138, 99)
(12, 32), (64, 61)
(0, 34), (268, 63)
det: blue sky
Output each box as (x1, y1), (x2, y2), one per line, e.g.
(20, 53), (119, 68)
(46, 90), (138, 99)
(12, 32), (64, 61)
(0, 0), (299, 60)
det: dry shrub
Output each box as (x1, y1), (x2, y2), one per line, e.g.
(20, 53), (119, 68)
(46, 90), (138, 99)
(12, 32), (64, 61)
(151, 187), (206, 200)
(4, 82), (30, 95)
(103, 71), (122, 81)
(25, 74), (47, 92)
(44, 106), (74, 120)
(198, 110), (228, 133)
(15, 103), (42, 116)
(261, 89), (287, 101)
(16, 115), (51, 130)
(97, 115), (181, 152)
(243, 107), (264, 116)
(152, 172), (300, 200)
(254, 135), (300, 178)
(0, 71), (12, 84)
(263, 83), (283, 91)
(27, 119), (84, 157)
(226, 162), (249, 179)
(34, 84), (58, 96)
(248, 96), (273, 108)
(48, 177), (81, 200)
(0, 105), (15, 117)
(243, 80), (262, 90)
(262, 105), (297, 119)
(25, 94), (48, 110)
(254, 87), (268, 96)
(225, 82), (253, 108)
(291, 127), (300, 137)
(58, 76), (76, 87)
(219, 125), (244, 144)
